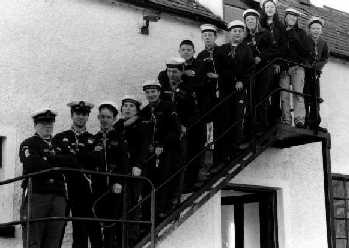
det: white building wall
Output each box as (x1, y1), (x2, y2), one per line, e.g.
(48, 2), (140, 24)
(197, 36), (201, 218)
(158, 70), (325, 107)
(231, 143), (327, 248)
(320, 58), (349, 174)
(0, 0), (226, 246)
(157, 192), (222, 248)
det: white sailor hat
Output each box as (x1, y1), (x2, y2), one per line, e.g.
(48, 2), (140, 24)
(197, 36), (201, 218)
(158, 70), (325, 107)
(227, 20), (246, 31)
(308, 16), (325, 27)
(166, 57), (185, 68)
(285, 8), (301, 17)
(67, 101), (94, 113)
(98, 101), (119, 115)
(200, 24), (217, 33)
(31, 108), (57, 123)
(142, 80), (161, 91)
(243, 9), (261, 19)
(121, 95), (142, 108)
(260, 0), (278, 8)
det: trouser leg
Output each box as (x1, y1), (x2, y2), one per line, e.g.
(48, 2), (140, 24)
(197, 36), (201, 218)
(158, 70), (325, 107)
(279, 70), (292, 124)
(42, 195), (66, 248)
(291, 66), (306, 124)
(21, 193), (51, 248)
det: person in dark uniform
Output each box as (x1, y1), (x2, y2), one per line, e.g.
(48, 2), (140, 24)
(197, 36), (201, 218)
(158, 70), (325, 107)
(20, 109), (68, 248)
(259, 0), (287, 124)
(158, 40), (199, 94)
(196, 24), (223, 175)
(114, 95), (148, 245)
(160, 57), (202, 192)
(139, 80), (180, 220)
(280, 8), (312, 127)
(304, 16), (329, 129)
(243, 9), (276, 134)
(218, 20), (254, 163)
(52, 101), (103, 248)
(92, 102), (129, 248)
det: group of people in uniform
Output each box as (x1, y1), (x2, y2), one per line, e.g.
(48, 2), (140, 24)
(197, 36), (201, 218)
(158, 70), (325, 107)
(19, 0), (329, 247)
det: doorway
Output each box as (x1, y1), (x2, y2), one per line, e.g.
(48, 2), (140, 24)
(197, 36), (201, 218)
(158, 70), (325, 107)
(221, 185), (279, 248)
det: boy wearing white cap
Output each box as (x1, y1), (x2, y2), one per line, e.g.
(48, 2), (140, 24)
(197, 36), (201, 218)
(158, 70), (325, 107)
(243, 9), (275, 132)
(139, 80), (181, 219)
(92, 102), (129, 248)
(280, 8), (311, 127)
(304, 17), (329, 129)
(217, 20), (254, 162)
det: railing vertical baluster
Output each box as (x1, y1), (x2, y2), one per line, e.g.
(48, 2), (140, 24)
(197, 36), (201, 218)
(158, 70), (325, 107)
(150, 188), (156, 248)
(122, 183), (128, 248)
(26, 177), (32, 248)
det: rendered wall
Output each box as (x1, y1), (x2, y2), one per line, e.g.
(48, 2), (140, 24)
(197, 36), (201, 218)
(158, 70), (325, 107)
(0, 0), (226, 246)
(157, 192), (222, 248)
(231, 143), (327, 248)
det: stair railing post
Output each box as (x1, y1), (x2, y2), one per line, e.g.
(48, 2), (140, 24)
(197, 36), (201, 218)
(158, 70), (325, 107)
(249, 76), (257, 153)
(150, 186), (156, 248)
(26, 177), (32, 248)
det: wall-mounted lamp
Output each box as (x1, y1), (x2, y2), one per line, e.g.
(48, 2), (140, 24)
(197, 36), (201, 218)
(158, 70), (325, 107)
(140, 13), (160, 35)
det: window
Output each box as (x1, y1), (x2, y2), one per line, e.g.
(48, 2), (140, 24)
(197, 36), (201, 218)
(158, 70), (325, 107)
(332, 175), (349, 248)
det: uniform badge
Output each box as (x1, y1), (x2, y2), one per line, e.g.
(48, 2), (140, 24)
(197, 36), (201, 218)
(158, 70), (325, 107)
(24, 148), (30, 158)
(63, 138), (69, 142)
(88, 139), (93, 144)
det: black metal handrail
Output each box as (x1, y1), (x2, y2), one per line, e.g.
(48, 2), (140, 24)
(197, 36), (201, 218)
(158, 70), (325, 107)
(0, 167), (156, 248)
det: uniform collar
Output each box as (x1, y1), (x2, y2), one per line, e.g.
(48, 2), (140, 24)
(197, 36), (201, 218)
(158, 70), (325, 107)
(34, 133), (52, 142)
(99, 126), (114, 135)
(71, 125), (87, 136)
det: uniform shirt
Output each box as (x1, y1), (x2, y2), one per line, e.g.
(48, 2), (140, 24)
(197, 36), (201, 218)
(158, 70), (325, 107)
(284, 26), (312, 64)
(219, 42), (255, 93)
(243, 30), (277, 66)
(161, 80), (200, 128)
(308, 36), (329, 72)
(262, 21), (288, 60)
(52, 128), (95, 195)
(114, 118), (149, 171)
(92, 128), (129, 192)
(19, 134), (68, 195)
(139, 100), (180, 150)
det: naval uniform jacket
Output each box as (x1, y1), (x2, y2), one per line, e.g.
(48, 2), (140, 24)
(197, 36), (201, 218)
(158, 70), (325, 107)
(19, 134), (70, 196)
(219, 42), (255, 95)
(92, 128), (129, 193)
(52, 129), (95, 196)
(284, 26), (312, 66)
(114, 118), (149, 171)
(243, 30), (277, 67)
(139, 100), (180, 151)
(307, 36), (329, 73)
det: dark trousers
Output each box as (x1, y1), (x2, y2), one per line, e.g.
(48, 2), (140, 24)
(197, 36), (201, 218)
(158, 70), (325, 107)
(94, 191), (124, 248)
(214, 91), (245, 165)
(269, 70), (282, 124)
(21, 193), (66, 248)
(183, 123), (205, 191)
(304, 69), (321, 128)
(255, 66), (274, 130)
(68, 189), (103, 248)
(144, 148), (181, 217)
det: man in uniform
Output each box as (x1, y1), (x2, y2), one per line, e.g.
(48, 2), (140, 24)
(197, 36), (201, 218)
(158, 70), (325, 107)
(20, 109), (68, 248)
(139, 80), (180, 220)
(304, 16), (329, 130)
(196, 24), (223, 176)
(219, 20), (255, 155)
(160, 57), (202, 192)
(158, 40), (199, 94)
(52, 101), (103, 248)
(92, 102), (129, 248)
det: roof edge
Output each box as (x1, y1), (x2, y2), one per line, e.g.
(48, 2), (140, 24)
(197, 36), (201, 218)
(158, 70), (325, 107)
(119, 0), (226, 29)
